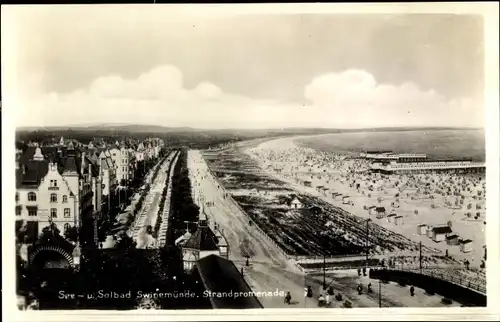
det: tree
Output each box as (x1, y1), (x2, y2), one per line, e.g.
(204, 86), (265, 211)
(64, 226), (79, 243)
(114, 234), (137, 250)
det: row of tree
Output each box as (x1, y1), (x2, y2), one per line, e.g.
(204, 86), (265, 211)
(167, 149), (200, 246)
(153, 151), (179, 239)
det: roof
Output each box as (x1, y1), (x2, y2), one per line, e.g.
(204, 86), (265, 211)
(446, 234), (459, 239)
(196, 255), (263, 309)
(460, 239), (473, 244)
(432, 226), (452, 234)
(16, 160), (50, 188)
(376, 207), (386, 212)
(368, 206), (376, 209)
(183, 226), (219, 251)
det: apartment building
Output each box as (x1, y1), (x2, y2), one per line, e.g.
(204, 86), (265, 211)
(16, 142), (102, 249)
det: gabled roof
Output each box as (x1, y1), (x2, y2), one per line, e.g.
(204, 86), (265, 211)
(196, 255), (263, 309)
(183, 226), (219, 251)
(376, 206), (386, 212)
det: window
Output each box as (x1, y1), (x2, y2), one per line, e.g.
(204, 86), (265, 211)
(50, 193), (58, 203)
(50, 208), (57, 218)
(27, 207), (37, 217)
(63, 195), (68, 203)
(16, 206), (22, 216)
(64, 208), (71, 218)
(28, 192), (37, 201)
(50, 180), (58, 187)
(15, 192), (19, 202)
(64, 223), (70, 231)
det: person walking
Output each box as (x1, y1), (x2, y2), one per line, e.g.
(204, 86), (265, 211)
(284, 292), (292, 305)
(410, 286), (415, 297)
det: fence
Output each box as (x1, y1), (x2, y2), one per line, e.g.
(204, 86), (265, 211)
(381, 266), (486, 295)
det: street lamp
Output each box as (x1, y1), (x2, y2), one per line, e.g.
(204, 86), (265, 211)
(365, 218), (372, 263)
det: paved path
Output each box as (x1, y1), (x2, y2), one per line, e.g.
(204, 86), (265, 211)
(189, 150), (314, 308)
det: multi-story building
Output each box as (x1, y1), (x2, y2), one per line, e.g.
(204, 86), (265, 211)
(109, 143), (132, 185)
(16, 147), (79, 242)
(16, 141), (103, 260)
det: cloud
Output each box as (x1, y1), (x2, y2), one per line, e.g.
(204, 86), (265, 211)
(303, 70), (483, 128)
(14, 66), (483, 129)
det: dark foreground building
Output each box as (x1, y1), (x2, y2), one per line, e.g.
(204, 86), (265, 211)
(194, 254), (263, 309)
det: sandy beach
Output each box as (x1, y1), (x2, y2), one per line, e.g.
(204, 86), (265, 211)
(245, 135), (486, 270)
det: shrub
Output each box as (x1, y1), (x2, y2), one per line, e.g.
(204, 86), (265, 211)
(335, 293), (343, 301)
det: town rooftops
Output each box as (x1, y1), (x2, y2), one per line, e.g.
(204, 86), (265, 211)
(432, 226), (452, 234)
(195, 255), (263, 309)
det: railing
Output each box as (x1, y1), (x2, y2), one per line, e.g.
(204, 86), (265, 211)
(380, 266), (486, 295)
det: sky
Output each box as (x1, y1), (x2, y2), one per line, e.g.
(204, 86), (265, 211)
(3, 6), (486, 129)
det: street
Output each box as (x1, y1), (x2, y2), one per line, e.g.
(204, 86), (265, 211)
(134, 152), (176, 249)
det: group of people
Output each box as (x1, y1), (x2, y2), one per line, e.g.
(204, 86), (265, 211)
(283, 280), (417, 307)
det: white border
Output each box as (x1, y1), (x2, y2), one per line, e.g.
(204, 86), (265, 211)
(2, 2), (499, 321)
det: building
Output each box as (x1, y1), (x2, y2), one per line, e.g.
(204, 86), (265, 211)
(431, 226), (452, 243)
(194, 254), (263, 309)
(109, 143), (132, 184)
(16, 142), (103, 259)
(182, 210), (223, 272)
(371, 160), (485, 175)
(446, 234), (460, 246)
(387, 213), (396, 223)
(303, 181), (312, 187)
(417, 224), (427, 235)
(98, 150), (118, 197)
(375, 207), (386, 219)
(16, 147), (80, 241)
(394, 215), (403, 226)
(367, 206), (377, 216)
(342, 196), (350, 204)
(289, 196), (303, 210)
(460, 239), (473, 253)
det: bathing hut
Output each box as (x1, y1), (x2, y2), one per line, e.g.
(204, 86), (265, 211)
(322, 187), (330, 195)
(342, 196), (350, 204)
(368, 206), (377, 216)
(334, 194), (343, 201)
(304, 181), (312, 187)
(426, 226), (434, 238)
(446, 234), (460, 246)
(460, 239), (473, 253)
(289, 197), (303, 210)
(316, 185), (324, 192)
(417, 224), (427, 235)
(387, 213), (396, 223)
(431, 226), (452, 243)
(394, 215), (403, 226)
(375, 207), (386, 219)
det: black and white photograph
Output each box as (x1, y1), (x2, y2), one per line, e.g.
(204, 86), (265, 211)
(2, 3), (499, 319)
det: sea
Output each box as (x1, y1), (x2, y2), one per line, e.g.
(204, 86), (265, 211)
(295, 129), (485, 162)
